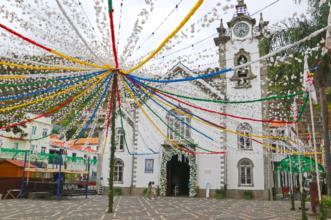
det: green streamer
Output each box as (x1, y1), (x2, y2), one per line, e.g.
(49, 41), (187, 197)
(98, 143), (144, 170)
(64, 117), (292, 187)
(126, 80), (212, 152)
(147, 84), (305, 104)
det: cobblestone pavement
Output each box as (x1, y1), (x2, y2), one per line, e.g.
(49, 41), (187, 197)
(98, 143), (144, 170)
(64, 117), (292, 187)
(0, 196), (313, 220)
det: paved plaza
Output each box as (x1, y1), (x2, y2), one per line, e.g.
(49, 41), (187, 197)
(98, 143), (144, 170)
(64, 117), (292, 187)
(0, 196), (313, 220)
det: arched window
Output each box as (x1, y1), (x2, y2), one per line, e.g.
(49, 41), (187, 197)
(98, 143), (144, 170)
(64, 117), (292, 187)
(114, 159), (124, 184)
(231, 49), (256, 88)
(238, 158), (254, 186)
(237, 123), (252, 150)
(166, 108), (191, 141)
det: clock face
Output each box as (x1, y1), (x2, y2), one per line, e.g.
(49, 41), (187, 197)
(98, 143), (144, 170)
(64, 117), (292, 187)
(233, 22), (250, 38)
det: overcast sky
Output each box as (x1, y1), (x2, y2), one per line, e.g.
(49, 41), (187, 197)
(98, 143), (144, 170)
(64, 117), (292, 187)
(0, 0), (309, 73)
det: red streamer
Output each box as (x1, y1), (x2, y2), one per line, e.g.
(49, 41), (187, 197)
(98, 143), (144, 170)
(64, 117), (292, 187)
(148, 86), (295, 124)
(0, 23), (51, 52)
(109, 11), (119, 68)
(0, 95), (76, 130)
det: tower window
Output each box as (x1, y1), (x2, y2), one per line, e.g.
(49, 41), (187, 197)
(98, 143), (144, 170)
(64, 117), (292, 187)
(231, 49), (256, 88)
(237, 123), (252, 150)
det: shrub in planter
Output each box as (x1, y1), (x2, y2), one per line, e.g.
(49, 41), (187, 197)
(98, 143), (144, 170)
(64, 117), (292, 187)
(215, 189), (226, 200)
(319, 196), (331, 220)
(243, 190), (253, 200)
(114, 187), (122, 196)
(143, 188), (149, 197)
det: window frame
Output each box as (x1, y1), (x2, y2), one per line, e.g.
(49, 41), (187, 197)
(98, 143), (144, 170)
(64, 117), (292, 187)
(166, 109), (192, 141)
(144, 159), (154, 173)
(114, 159), (124, 184)
(237, 123), (253, 150)
(238, 158), (254, 187)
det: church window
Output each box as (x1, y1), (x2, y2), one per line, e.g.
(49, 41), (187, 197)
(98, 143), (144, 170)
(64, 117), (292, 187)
(114, 159), (124, 183)
(237, 123), (252, 150)
(238, 158), (254, 186)
(116, 128), (125, 151)
(166, 109), (191, 141)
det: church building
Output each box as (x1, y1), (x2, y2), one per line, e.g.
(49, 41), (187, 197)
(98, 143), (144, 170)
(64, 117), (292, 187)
(99, 0), (273, 199)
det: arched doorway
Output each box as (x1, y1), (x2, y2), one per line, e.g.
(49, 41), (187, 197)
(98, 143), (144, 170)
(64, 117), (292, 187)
(166, 154), (190, 196)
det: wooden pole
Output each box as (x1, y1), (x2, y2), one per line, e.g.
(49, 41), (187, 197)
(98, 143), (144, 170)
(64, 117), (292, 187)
(108, 73), (117, 213)
(309, 92), (322, 202)
(323, 6), (331, 196)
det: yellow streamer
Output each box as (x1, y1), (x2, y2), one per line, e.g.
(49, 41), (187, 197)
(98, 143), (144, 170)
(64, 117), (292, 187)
(0, 75), (27, 79)
(0, 73), (108, 112)
(120, 75), (184, 152)
(51, 50), (112, 69)
(122, 0), (204, 74)
(0, 60), (91, 71)
(124, 77), (320, 155)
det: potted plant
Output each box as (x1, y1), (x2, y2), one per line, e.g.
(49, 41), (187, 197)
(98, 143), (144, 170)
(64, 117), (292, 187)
(243, 190), (253, 200)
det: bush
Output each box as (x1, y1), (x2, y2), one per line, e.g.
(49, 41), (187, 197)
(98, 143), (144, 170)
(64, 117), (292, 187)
(322, 196), (331, 207)
(143, 188), (149, 197)
(319, 196), (331, 220)
(114, 187), (122, 196)
(215, 189), (226, 200)
(243, 191), (253, 200)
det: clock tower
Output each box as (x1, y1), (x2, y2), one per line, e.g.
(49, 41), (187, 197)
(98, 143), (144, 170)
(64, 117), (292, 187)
(214, 0), (271, 199)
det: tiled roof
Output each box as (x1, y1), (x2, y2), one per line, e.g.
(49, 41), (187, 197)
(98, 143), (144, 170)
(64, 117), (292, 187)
(1, 159), (36, 168)
(71, 138), (98, 145)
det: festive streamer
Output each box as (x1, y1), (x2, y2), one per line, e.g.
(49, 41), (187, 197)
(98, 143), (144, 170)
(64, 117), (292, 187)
(0, 60), (89, 71)
(121, 75), (226, 155)
(125, 75), (294, 141)
(108, 0), (119, 68)
(128, 67), (232, 83)
(147, 85), (298, 124)
(55, 0), (108, 66)
(125, 77), (224, 153)
(123, 0), (204, 74)
(0, 70), (106, 87)
(146, 85), (305, 104)
(125, 76), (215, 141)
(0, 73), (108, 130)
(0, 75), (27, 79)
(0, 73), (107, 112)
(0, 70), (106, 100)
(0, 23), (107, 69)
(101, 71), (117, 155)
(78, 74), (113, 138)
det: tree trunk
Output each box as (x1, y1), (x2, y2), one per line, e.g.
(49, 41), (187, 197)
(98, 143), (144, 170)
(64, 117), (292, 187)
(319, 85), (331, 196)
(108, 73), (118, 213)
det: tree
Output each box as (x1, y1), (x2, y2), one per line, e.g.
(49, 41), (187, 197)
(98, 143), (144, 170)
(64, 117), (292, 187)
(271, 0), (331, 196)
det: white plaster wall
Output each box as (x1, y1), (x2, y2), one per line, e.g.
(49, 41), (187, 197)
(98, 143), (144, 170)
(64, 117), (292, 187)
(134, 81), (223, 190)
(225, 38), (265, 190)
(0, 114), (52, 159)
(100, 116), (134, 188)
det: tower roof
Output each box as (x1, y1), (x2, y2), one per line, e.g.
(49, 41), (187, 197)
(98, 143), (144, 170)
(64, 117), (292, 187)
(227, 0), (256, 28)
(235, 0), (249, 16)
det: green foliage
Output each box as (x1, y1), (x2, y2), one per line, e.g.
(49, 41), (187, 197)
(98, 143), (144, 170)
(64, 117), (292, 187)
(243, 190), (253, 200)
(215, 189), (226, 200)
(114, 187), (122, 196)
(322, 196), (331, 207)
(143, 188), (149, 197)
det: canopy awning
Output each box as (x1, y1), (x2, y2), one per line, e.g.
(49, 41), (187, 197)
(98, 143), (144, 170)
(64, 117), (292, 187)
(276, 155), (324, 173)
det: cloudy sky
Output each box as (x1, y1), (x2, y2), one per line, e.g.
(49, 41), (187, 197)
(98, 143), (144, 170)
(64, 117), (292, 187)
(0, 0), (309, 74)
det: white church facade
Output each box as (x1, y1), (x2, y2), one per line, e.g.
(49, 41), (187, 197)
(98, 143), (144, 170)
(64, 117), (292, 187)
(99, 0), (275, 199)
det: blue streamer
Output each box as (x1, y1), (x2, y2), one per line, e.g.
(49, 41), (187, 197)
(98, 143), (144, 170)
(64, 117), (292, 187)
(128, 67), (232, 83)
(0, 70), (107, 100)
(125, 76), (215, 142)
(78, 74), (113, 138)
(127, 75), (225, 140)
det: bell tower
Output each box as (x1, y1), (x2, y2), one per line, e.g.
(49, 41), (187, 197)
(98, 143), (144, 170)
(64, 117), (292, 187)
(214, 0), (270, 199)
